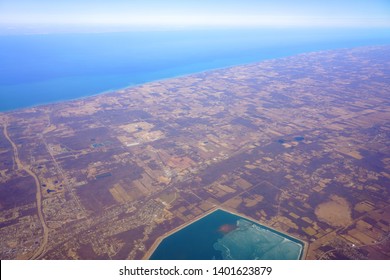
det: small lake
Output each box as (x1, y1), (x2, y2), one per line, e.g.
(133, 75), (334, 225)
(150, 209), (304, 260)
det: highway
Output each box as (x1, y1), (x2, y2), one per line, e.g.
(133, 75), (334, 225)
(3, 122), (49, 259)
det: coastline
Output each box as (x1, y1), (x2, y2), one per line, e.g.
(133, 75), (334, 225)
(1, 44), (385, 114)
(143, 206), (308, 260)
(0, 55), (283, 114)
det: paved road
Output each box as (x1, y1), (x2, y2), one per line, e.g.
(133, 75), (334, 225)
(3, 122), (49, 259)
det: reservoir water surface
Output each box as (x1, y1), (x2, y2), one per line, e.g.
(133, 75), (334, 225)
(150, 209), (304, 260)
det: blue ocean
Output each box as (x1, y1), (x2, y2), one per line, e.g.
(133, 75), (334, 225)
(1, 28), (390, 111)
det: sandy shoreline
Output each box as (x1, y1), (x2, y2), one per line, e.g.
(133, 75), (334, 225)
(143, 206), (308, 260)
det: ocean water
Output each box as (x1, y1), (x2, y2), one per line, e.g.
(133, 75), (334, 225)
(1, 28), (390, 111)
(150, 209), (303, 260)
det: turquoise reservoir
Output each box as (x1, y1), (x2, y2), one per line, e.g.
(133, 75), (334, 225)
(150, 209), (304, 260)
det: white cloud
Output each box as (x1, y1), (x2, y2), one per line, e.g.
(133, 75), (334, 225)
(1, 12), (390, 28)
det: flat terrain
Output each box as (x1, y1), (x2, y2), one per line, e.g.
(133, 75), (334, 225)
(0, 46), (389, 260)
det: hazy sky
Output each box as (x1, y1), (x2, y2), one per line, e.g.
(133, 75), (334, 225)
(1, 0), (390, 33)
